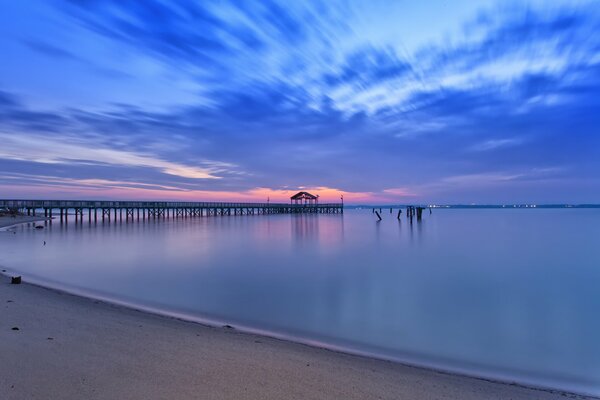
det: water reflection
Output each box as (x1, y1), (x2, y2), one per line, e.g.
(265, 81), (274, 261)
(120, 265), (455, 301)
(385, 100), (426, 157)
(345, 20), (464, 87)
(291, 214), (319, 242)
(1, 209), (600, 395)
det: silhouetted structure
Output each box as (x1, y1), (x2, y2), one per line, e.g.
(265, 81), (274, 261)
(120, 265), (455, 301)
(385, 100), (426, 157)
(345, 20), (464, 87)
(290, 191), (318, 205)
(0, 198), (342, 224)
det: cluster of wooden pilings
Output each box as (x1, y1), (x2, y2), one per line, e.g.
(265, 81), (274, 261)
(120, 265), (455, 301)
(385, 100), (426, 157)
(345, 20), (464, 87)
(373, 206), (430, 222)
(0, 200), (343, 223)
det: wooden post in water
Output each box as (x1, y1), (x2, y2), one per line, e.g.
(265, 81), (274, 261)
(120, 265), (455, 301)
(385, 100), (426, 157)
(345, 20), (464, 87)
(397, 209), (401, 220)
(375, 211), (382, 221)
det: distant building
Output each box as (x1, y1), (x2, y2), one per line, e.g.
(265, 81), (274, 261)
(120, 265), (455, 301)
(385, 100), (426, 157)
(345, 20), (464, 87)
(290, 191), (318, 205)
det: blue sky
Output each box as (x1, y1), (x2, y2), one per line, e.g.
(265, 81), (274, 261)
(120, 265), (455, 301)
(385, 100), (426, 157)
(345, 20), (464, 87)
(0, 0), (598, 203)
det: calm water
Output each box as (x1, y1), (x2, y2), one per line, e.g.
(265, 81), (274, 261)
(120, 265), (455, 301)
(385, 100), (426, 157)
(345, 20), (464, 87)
(1, 209), (600, 395)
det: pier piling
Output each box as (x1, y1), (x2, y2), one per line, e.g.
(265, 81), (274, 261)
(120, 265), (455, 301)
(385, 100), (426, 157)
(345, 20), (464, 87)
(0, 200), (343, 224)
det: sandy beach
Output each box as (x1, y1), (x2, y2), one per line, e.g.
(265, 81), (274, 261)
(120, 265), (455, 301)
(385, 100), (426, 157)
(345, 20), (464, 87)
(0, 274), (592, 400)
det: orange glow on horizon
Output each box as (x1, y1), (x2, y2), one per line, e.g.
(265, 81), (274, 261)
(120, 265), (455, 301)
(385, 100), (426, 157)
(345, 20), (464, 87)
(0, 183), (417, 204)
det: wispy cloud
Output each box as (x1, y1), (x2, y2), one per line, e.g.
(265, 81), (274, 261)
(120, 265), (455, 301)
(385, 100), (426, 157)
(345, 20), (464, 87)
(469, 138), (524, 151)
(0, 133), (226, 179)
(441, 172), (526, 185)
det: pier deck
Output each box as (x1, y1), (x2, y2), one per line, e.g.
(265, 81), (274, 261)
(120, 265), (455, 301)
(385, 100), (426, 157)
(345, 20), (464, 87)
(0, 199), (343, 222)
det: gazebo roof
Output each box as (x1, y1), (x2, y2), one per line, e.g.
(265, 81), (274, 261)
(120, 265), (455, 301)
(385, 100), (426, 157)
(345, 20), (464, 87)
(290, 191), (318, 200)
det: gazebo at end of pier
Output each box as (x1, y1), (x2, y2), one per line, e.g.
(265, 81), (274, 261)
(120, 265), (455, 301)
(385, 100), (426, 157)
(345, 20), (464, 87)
(290, 191), (318, 205)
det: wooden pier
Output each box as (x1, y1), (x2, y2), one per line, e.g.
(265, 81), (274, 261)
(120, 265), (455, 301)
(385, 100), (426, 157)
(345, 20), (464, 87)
(373, 205), (430, 222)
(0, 199), (343, 223)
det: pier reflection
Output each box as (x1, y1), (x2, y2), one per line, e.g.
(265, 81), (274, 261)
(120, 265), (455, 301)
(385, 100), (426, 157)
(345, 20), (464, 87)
(291, 214), (345, 248)
(291, 214), (319, 242)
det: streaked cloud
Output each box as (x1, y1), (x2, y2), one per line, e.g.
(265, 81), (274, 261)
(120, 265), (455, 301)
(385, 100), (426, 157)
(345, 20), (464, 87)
(0, 1), (599, 203)
(469, 138), (524, 152)
(0, 133), (226, 179)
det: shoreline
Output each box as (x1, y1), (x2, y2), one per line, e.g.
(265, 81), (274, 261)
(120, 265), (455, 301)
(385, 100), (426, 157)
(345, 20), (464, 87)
(0, 215), (52, 230)
(0, 272), (595, 399)
(4, 270), (597, 398)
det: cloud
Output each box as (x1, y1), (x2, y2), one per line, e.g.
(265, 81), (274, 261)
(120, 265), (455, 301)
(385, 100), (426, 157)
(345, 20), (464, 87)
(382, 188), (417, 197)
(0, 90), (20, 108)
(469, 138), (524, 152)
(0, 132), (225, 180)
(323, 47), (412, 88)
(63, 0), (231, 64)
(21, 39), (77, 59)
(441, 172), (525, 185)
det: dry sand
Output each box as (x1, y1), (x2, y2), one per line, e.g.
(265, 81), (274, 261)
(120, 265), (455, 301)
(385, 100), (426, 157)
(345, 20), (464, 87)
(0, 274), (593, 400)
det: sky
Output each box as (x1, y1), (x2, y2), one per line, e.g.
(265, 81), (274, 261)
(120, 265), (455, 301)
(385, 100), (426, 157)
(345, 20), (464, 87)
(0, 0), (599, 204)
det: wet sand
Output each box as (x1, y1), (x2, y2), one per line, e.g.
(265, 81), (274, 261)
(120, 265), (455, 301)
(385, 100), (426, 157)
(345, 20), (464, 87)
(0, 274), (593, 400)
(0, 216), (50, 229)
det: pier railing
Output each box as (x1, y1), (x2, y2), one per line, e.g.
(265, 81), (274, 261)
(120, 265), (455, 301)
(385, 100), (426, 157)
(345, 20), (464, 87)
(0, 200), (341, 209)
(0, 199), (343, 221)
